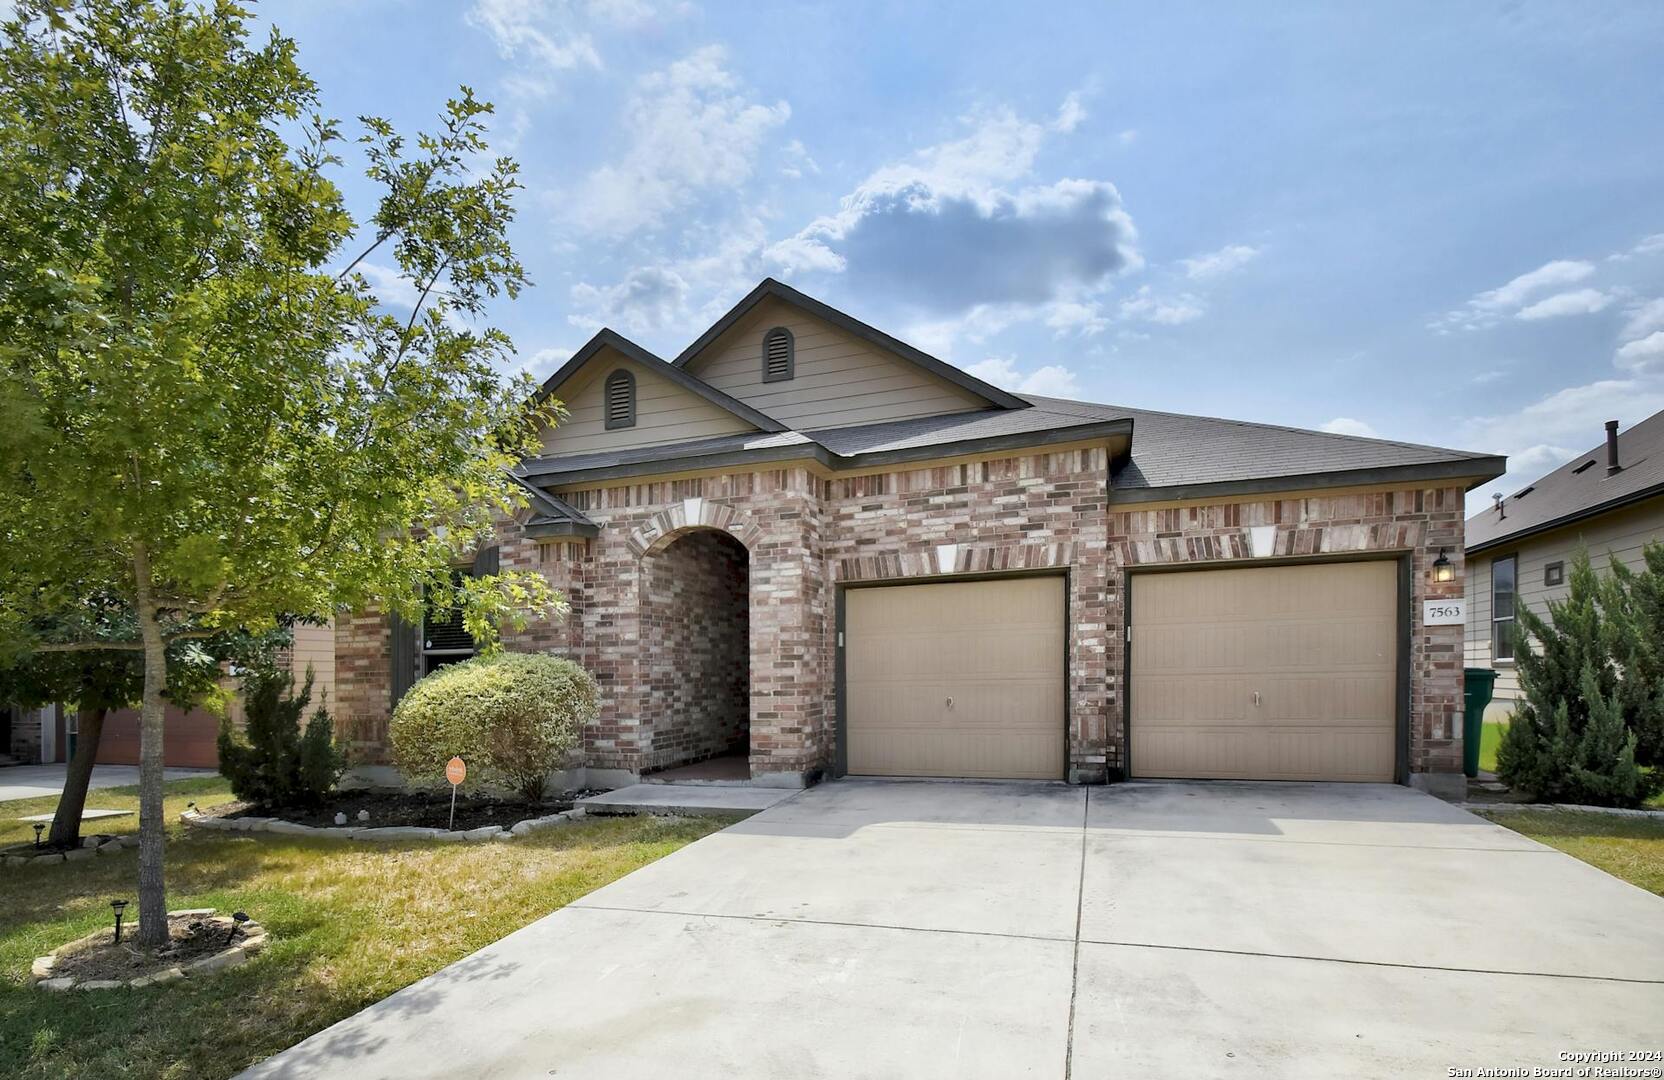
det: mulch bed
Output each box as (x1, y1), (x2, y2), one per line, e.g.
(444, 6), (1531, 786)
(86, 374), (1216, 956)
(53, 914), (239, 983)
(203, 788), (601, 831)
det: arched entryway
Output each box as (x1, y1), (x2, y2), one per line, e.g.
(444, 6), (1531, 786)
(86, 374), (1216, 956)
(640, 527), (751, 780)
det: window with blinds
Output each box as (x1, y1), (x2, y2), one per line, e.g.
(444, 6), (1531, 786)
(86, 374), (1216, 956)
(604, 369), (635, 429)
(762, 326), (794, 382)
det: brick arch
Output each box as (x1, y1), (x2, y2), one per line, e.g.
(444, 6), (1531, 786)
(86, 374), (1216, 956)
(630, 497), (764, 557)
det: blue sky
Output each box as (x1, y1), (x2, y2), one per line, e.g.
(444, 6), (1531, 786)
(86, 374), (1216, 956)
(265, 1), (1664, 512)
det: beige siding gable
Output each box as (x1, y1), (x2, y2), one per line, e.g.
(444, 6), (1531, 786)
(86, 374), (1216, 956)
(539, 347), (759, 457)
(682, 296), (990, 429)
(1465, 494), (1664, 706)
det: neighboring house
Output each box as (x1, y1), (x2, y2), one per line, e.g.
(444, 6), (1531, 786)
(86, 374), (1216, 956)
(1465, 410), (1664, 714)
(1, 621), (336, 768)
(333, 279), (1505, 796)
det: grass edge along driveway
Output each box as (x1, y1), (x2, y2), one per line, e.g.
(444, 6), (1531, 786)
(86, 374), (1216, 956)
(0, 776), (734, 1080)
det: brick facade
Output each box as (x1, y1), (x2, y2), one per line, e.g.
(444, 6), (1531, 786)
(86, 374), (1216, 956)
(332, 454), (1469, 787)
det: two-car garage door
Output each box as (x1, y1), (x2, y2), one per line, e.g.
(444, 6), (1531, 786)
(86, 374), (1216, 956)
(840, 561), (1400, 784)
(1128, 561), (1399, 782)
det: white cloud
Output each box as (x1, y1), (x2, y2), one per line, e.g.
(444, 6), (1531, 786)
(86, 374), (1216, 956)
(1320, 417), (1378, 438)
(466, 0), (602, 88)
(568, 216), (771, 334)
(1514, 287), (1613, 320)
(521, 346), (576, 381)
(1615, 331), (1664, 374)
(779, 139), (820, 180)
(1119, 286), (1203, 325)
(1611, 232), (1664, 261)
(1181, 243), (1260, 280)
(566, 46), (790, 236)
(1470, 369), (1506, 384)
(1052, 92), (1087, 134)
(966, 356), (1080, 397)
(1620, 297), (1664, 342)
(1116, 128), (1138, 146)
(1434, 258), (1597, 331)
(570, 265), (690, 332)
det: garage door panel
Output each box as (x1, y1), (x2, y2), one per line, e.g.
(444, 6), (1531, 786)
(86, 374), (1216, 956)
(845, 576), (1065, 781)
(1130, 561), (1397, 783)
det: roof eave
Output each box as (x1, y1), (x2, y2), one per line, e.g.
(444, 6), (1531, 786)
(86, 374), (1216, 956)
(672, 279), (1031, 412)
(517, 419), (1132, 487)
(1465, 480), (1664, 556)
(1107, 456), (1508, 506)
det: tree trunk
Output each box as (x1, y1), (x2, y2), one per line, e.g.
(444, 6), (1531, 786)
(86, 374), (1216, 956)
(133, 547), (170, 949)
(47, 707), (106, 849)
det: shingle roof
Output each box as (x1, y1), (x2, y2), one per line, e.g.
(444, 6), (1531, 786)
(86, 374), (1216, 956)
(511, 475), (599, 538)
(1015, 396), (1504, 498)
(515, 392), (1504, 498)
(1465, 409), (1664, 553)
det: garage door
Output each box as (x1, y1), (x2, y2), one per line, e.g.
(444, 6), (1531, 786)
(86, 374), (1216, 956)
(1129, 561), (1398, 782)
(844, 576), (1065, 780)
(95, 705), (221, 768)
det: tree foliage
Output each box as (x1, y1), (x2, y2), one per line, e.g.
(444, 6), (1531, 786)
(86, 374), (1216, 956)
(0, 0), (561, 943)
(390, 653), (597, 802)
(1497, 547), (1663, 806)
(217, 664), (344, 810)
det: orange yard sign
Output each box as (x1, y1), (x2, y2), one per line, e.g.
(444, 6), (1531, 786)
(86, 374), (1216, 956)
(446, 757), (466, 785)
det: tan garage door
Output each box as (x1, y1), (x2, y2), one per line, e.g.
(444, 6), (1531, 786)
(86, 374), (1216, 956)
(1129, 561), (1398, 782)
(845, 576), (1065, 780)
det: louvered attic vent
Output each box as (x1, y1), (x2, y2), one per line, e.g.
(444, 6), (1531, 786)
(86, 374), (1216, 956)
(604, 369), (635, 429)
(762, 326), (794, 383)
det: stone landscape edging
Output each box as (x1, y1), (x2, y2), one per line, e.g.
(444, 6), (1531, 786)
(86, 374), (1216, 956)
(2, 833), (138, 871)
(30, 908), (267, 991)
(178, 805), (588, 843)
(1468, 801), (1664, 819)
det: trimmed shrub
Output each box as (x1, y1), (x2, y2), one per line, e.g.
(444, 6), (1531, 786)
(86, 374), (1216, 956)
(390, 652), (598, 800)
(218, 666), (346, 809)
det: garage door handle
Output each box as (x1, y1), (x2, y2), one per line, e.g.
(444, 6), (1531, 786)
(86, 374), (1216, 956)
(945, 697), (954, 710)
(1252, 691), (1261, 707)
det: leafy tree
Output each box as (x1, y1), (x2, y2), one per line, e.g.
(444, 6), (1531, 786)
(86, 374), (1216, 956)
(1497, 550), (1660, 806)
(0, 594), (289, 848)
(218, 664), (344, 809)
(0, 1), (560, 946)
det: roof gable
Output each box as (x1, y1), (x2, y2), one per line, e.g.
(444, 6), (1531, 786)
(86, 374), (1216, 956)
(674, 279), (1030, 415)
(535, 331), (785, 459)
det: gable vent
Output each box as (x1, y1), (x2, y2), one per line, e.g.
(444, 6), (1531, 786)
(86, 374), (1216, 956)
(604, 369), (635, 429)
(762, 326), (794, 383)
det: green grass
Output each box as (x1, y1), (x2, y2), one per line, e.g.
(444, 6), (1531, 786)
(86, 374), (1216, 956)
(1, 778), (734, 1079)
(1483, 809), (1664, 896)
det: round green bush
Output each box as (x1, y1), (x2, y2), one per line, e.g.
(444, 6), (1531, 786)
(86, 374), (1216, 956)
(390, 652), (598, 800)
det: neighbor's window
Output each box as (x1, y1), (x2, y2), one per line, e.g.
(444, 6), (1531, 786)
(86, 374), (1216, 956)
(762, 326), (794, 382)
(603, 369), (635, 429)
(1492, 555), (1517, 662)
(1544, 561), (1564, 587)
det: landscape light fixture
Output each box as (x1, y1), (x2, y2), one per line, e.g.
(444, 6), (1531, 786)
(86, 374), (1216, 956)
(33, 823), (45, 849)
(227, 911), (250, 946)
(1431, 549), (1455, 583)
(111, 899), (130, 944)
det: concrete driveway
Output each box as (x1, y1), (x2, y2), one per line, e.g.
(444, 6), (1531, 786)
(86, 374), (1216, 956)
(241, 780), (1664, 1080)
(0, 763), (215, 803)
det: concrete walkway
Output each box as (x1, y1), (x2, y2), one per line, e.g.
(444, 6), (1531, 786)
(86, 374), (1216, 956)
(0, 764), (216, 804)
(240, 779), (1664, 1079)
(577, 782), (799, 816)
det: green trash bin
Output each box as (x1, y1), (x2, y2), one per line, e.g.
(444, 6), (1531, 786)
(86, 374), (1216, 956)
(1463, 667), (1499, 778)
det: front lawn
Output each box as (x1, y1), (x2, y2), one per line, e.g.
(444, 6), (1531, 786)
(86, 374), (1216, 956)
(1483, 809), (1664, 896)
(1, 777), (733, 1079)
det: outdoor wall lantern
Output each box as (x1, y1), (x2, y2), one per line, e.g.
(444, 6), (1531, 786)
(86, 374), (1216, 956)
(111, 899), (130, 944)
(1431, 549), (1455, 583)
